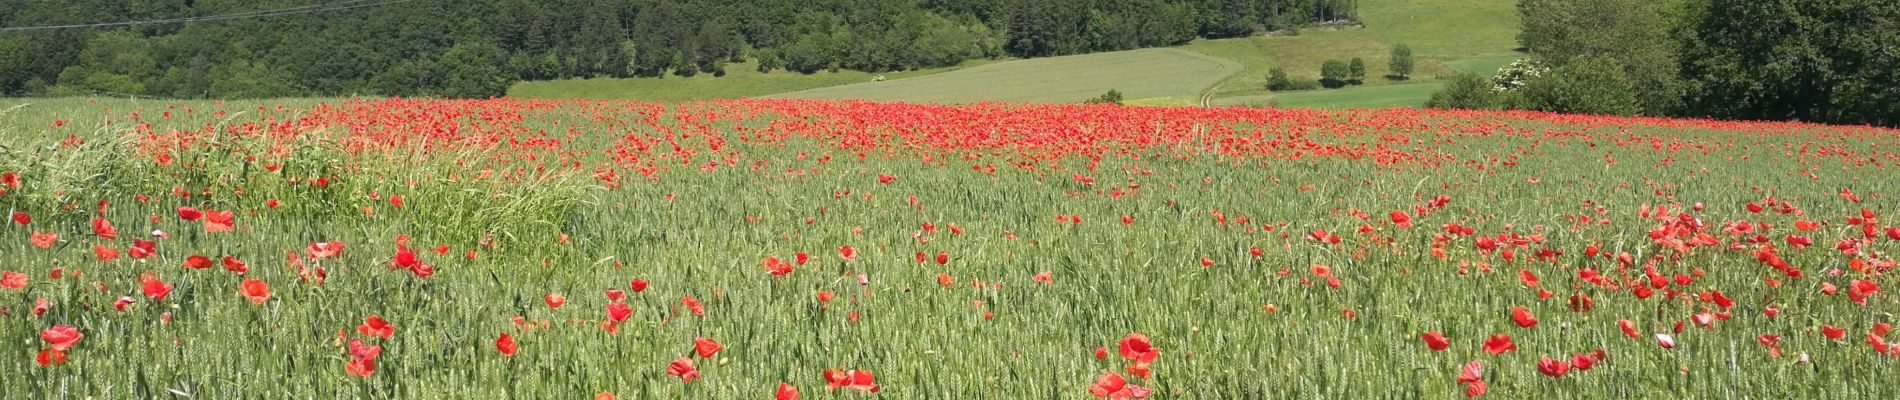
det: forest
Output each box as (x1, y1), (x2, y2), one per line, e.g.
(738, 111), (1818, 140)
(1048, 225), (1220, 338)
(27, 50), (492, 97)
(0, 0), (1358, 98)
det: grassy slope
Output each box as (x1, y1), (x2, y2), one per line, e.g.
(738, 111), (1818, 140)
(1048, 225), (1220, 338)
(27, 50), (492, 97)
(506, 59), (996, 101)
(1186, 0), (1521, 108)
(767, 48), (1240, 104)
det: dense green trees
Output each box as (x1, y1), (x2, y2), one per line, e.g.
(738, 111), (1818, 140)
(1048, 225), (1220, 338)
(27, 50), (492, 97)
(0, 0), (1356, 99)
(1675, 0), (1899, 126)
(1430, 0), (1895, 126)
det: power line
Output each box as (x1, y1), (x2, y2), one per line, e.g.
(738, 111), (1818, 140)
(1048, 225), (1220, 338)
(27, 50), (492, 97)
(0, 0), (416, 32)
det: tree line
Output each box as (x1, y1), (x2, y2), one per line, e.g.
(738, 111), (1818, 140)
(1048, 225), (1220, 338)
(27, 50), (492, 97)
(1428, 0), (1897, 127)
(0, 0), (1357, 99)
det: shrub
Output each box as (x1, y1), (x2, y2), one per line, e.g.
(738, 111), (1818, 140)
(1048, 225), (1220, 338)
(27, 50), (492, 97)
(1425, 72), (1500, 110)
(1520, 55), (1642, 116)
(1266, 68), (1293, 91)
(1319, 60), (1350, 88)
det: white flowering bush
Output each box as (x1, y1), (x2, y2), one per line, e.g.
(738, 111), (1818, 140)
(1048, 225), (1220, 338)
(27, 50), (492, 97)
(1491, 59), (1548, 92)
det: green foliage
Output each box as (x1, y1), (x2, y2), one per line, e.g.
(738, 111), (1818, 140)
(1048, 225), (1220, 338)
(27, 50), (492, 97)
(1084, 88), (1125, 104)
(1425, 71), (1501, 110)
(1516, 0), (1679, 115)
(0, 0), (1375, 100)
(439, 41), (511, 98)
(1348, 57), (1366, 84)
(1319, 59), (1350, 88)
(1266, 68), (1293, 91)
(1675, 0), (1900, 126)
(1521, 55), (1642, 116)
(1387, 43), (1414, 79)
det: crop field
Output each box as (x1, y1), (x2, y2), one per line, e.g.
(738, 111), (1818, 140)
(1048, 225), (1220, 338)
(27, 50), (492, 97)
(1, 97), (1897, 399)
(770, 49), (1240, 104)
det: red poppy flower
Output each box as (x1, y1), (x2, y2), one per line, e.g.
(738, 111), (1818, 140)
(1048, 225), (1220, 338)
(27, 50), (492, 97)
(665, 357), (699, 382)
(1389, 211), (1412, 227)
(239, 279), (270, 304)
(128, 239), (156, 259)
(1420, 331), (1450, 351)
(764, 256), (794, 276)
(1456, 360), (1482, 384)
(1570, 353), (1595, 370)
(10, 211), (28, 225)
(357, 316), (395, 339)
(694, 337), (722, 358)
(1464, 380), (1486, 397)
(41, 325), (82, 351)
(544, 293), (566, 308)
(36, 348), (67, 367)
(681, 295), (704, 316)
(1086, 371), (1152, 399)
(222, 256), (248, 274)
(1118, 333), (1159, 362)
(629, 278), (649, 292)
(203, 210), (234, 233)
(605, 288), (626, 302)
(184, 255), (213, 269)
(176, 207), (202, 221)
(92, 217), (117, 240)
(496, 333), (517, 356)
(1822, 325), (1846, 340)
(1510, 307), (1538, 328)
(816, 290), (834, 302)
(1616, 319), (1639, 338)
(306, 242), (344, 259)
(1535, 357), (1570, 377)
(30, 232), (56, 248)
(838, 245), (856, 260)
(606, 302), (632, 322)
(345, 356), (376, 377)
(1481, 334), (1516, 354)
(776, 383), (799, 400)
(93, 245), (119, 261)
(0, 271), (25, 289)
(822, 369), (879, 393)
(141, 278), (173, 301)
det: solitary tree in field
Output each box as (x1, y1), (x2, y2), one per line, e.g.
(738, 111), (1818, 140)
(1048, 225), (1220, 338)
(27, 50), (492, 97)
(1389, 44), (1414, 79)
(1348, 57), (1366, 84)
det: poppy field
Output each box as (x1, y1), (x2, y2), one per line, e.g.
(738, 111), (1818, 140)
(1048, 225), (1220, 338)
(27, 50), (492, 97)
(2, 97), (1898, 398)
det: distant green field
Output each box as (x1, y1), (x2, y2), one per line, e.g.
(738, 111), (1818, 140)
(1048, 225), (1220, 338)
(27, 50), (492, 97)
(507, 59), (994, 101)
(768, 48), (1240, 104)
(1181, 29), (1460, 101)
(1186, 0), (1521, 108)
(511, 0), (1524, 109)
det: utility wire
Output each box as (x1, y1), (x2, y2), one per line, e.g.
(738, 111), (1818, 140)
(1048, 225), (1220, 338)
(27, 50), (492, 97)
(0, 0), (415, 32)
